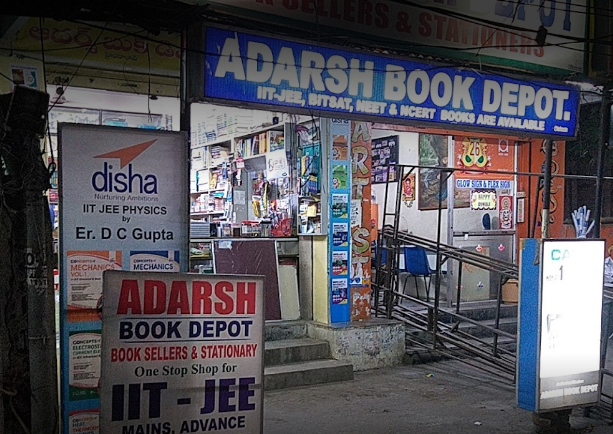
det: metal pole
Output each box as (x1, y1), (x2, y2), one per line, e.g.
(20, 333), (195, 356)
(594, 88), (610, 238)
(455, 260), (463, 314)
(530, 184), (542, 239)
(493, 275), (503, 357)
(541, 140), (553, 239)
(527, 141), (533, 237)
(446, 137), (455, 308)
(180, 28), (191, 136)
(433, 168), (449, 348)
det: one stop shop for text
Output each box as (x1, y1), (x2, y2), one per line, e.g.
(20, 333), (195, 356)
(131, 362), (240, 378)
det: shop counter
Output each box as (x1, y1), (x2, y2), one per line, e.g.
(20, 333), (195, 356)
(190, 238), (299, 320)
(451, 230), (515, 302)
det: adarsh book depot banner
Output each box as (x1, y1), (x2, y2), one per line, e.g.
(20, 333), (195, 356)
(58, 124), (188, 434)
(203, 27), (580, 138)
(99, 272), (264, 434)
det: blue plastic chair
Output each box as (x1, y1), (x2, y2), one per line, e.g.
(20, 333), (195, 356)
(402, 246), (434, 301)
(372, 242), (388, 269)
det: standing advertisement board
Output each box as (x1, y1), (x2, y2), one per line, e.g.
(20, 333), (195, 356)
(58, 124), (188, 434)
(99, 271), (264, 434)
(517, 239), (604, 412)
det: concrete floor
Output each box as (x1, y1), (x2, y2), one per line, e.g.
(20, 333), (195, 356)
(263, 342), (613, 434)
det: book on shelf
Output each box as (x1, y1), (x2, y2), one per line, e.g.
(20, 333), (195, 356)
(269, 130), (284, 152)
(258, 132), (267, 154)
(250, 136), (259, 157)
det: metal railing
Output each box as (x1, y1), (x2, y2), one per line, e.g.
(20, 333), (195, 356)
(372, 227), (518, 381)
(372, 161), (613, 417)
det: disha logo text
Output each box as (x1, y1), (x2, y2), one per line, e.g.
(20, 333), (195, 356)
(91, 162), (158, 194)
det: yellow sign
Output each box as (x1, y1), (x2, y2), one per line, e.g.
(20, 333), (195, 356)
(471, 190), (497, 210)
(12, 18), (180, 75)
(460, 137), (489, 168)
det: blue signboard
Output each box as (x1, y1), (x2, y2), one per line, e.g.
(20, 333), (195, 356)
(328, 119), (352, 323)
(517, 239), (604, 412)
(204, 27), (580, 138)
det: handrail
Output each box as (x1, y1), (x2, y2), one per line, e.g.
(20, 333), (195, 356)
(380, 226), (519, 279)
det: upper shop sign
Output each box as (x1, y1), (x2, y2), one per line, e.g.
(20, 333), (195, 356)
(204, 27), (580, 138)
(204, 0), (586, 75)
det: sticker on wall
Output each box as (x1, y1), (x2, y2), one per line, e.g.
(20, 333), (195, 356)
(499, 195), (514, 229)
(332, 134), (348, 160)
(517, 197), (525, 223)
(332, 222), (349, 247)
(332, 193), (349, 219)
(371, 135), (398, 184)
(331, 278), (348, 304)
(350, 199), (362, 227)
(68, 330), (101, 402)
(351, 286), (371, 321)
(350, 255), (371, 285)
(332, 164), (349, 189)
(459, 137), (490, 169)
(66, 250), (122, 313)
(10, 64), (39, 90)
(129, 250), (180, 272)
(470, 190), (497, 210)
(332, 251), (349, 275)
(68, 410), (98, 434)
(402, 173), (416, 207)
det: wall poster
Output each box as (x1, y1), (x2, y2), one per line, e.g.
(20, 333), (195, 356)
(402, 173), (416, 204)
(454, 137), (515, 191)
(419, 134), (464, 210)
(371, 135), (398, 184)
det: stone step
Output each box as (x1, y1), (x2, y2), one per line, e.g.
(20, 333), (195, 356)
(264, 338), (330, 366)
(265, 321), (308, 342)
(264, 359), (354, 391)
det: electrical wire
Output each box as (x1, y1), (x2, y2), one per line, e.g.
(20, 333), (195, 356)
(1, 0), (605, 142)
(2, 11), (609, 89)
(37, 16), (58, 189)
(0, 70), (15, 85)
(387, 0), (589, 43)
(19, 8), (613, 61)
